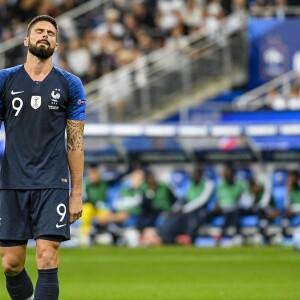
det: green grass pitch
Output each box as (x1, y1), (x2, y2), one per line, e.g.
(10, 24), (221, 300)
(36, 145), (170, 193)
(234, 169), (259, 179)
(1, 246), (300, 299)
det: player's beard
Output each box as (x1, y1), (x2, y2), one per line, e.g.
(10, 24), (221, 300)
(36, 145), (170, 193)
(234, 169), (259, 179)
(28, 39), (55, 60)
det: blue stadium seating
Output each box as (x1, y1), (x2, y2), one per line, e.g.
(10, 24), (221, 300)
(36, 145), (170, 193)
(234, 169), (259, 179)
(240, 215), (259, 227)
(235, 168), (253, 182)
(291, 215), (300, 227)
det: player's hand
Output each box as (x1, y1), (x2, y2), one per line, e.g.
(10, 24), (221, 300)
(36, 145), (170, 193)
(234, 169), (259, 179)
(69, 193), (83, 224)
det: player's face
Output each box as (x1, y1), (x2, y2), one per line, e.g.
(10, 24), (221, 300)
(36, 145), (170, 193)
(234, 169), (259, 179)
(25, 21), (58, 59)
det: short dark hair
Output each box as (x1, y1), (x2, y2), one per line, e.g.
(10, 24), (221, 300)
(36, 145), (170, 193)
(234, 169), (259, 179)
(289, 169), (299, 178)
(88, 163), (99, 169)
(27, 15), (59, 37)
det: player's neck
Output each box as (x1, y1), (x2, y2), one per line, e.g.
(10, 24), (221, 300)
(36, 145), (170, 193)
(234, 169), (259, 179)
(24, 54), (53, 82)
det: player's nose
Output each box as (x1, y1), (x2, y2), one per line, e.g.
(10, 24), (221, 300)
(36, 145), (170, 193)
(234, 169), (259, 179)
(41, 30), (49, 38)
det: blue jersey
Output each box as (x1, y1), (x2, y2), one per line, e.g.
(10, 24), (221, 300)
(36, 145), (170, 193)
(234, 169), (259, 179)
(0, 65), (86, 189)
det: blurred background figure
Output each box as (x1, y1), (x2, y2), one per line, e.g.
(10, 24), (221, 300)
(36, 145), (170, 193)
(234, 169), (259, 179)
(137, 170), (177, 231)
(141, 166), (214, 246)
(241, 175), (280, 244)
(282, 170), (300, 238)
(80, 164), (131, 245)
(194, 165), (245, 245)
(93, 168), (145, 246)
(264, 88), (286, 110)
(287, 84), (300, 110)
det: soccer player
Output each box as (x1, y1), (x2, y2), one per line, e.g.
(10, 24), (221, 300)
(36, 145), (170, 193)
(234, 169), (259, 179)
(0, 15), (86, 300)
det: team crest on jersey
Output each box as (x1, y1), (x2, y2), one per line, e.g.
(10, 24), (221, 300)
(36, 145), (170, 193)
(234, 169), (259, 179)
(51, 89), (60, 100)
(31, 96), (41, 109)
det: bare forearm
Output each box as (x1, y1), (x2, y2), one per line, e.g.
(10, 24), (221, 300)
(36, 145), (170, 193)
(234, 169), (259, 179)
(67, 120), (84, 195)
(68, 150), (84, 195)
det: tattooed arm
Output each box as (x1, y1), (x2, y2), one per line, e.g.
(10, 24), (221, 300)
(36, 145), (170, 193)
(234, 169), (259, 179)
(67, 119), (85, 224)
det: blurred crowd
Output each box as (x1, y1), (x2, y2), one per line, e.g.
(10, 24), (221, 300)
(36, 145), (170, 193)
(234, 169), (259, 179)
(0, 0), (85, 41)
(1, 0), (299, 84)
(258, 82), (300, 110)
(76, 163), (300, 247)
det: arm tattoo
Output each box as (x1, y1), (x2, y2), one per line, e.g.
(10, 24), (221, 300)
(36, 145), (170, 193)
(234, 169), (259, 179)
(67, 120), (84, 151)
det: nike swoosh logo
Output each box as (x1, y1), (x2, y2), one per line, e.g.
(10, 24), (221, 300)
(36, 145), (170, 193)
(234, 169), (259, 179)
(11, 90), (24, 95)
(56, 223), (67, 228)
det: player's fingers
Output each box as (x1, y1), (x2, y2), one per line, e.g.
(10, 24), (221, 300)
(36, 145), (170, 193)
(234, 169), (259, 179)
(69, 212), (82, 224)
(69, 215), (76, 224)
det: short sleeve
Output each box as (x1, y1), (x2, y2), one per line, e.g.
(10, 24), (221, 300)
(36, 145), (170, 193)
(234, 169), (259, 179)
(66, 75), (86, 120)
(0, 70), (6, 120)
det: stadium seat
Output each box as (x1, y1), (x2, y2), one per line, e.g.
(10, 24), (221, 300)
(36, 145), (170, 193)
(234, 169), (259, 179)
(194, 236), (216, 247)
(122, 216), (138, 228)
(211, 216), (225, 227)
(291, 215), (300, 227)
(235, 168), (253, 182)
(240, 215), (259, 227)
(203, 166), (218, 182)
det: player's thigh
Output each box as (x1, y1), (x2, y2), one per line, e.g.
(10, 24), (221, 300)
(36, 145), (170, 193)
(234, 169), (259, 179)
(0, 244), (27, 273)
(31, 189), (70, 241)
(0, 190), (32, 240)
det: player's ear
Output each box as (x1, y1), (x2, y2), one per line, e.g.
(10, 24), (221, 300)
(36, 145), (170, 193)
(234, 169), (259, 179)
(24, 37), (29, 47)
(54, 42), (58, 52)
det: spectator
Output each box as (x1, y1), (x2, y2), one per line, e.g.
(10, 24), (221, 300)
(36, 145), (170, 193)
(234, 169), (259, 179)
(136, 29), (155, 54)
(59, 0), (78, 13)
(93, 8), (125, 39)
(36, 0), (61, 17)
(100, 48), (135, 121)
(201, 0), (224, 36)
(288, 84), (300, 110)
(0, 0), (12, 41)
(251, 0), (276, 17)
(132, 1), (156, 31)
(156, 0), (184, 34)
(165, 23), (189, 50)
(264, 88), (286, 110)
(181, 0), (204, 33)
(12, 0), (38, 24)
(122, 13), (140, 49)
(66, 37), (92, 83)
(225, 0), (249, 33)
(274, 0), (289, 19)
